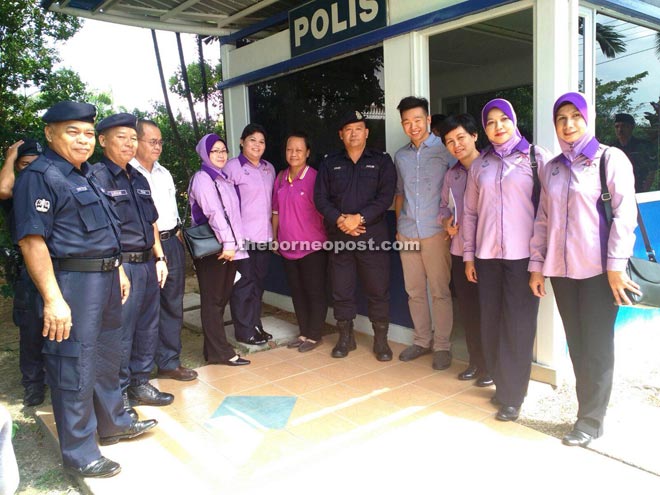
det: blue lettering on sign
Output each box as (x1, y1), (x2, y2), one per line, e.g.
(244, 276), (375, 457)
(289, 0), (386, 57)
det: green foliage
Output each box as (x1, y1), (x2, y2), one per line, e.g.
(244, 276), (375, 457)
(0, 0), (83, 147)
(169, 61), (223, 111)
(594, 71), (648, 144)
(595, 22), (627, 58)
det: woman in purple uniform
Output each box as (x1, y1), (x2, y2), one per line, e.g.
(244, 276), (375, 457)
(462, 99), (551, 422)
(529, 92), (639, 447)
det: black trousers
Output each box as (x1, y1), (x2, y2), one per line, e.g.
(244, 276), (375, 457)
(451, 255), (485, 371)
(155, 236), (185, 371)
(194, 255), (237, 363)
(476, 258), (538, 407)
(329, 249), (390, 323)
(230, 248), (270, 341)
(12, 266), (44, 389)
(551, 274), (618, 438)
(282, 250), (328, 341)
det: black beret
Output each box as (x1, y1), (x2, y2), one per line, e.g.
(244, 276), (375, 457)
(96, 113), (138, 133)
(17, 139), (43, 159)
(614, 113), (635, 126)
(338, 110), (366, 130)
(42, 101), (97, 124)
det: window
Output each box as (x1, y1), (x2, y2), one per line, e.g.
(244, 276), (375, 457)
(248, 48), (385, 170)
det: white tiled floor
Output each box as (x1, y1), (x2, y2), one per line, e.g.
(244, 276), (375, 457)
(38, 333), (660, 494)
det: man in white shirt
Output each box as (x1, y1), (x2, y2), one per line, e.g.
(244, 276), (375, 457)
(131, 119), (197, 381)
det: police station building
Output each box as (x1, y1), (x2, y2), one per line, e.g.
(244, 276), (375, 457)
(49, 0), (660, 384)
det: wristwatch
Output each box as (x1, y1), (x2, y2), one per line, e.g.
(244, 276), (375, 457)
(155, 256), (168, 263)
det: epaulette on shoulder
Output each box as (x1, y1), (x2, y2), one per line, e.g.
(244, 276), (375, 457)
(26, 157), (52, 174)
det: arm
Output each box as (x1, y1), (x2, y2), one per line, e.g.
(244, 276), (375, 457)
(528, 160), (549, 296)
(358, 153), (396, 225)
(438, 172), (457, 239)
(0, 141), (22, 200)
(18, 235), (71, 342)
(152, 223), (168, 288)
(118, 265), (131, 304)
(603, 148), (642, 305)
(313, 161), (342, 225)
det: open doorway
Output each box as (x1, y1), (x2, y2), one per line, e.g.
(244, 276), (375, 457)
(428, 9), (534, 145)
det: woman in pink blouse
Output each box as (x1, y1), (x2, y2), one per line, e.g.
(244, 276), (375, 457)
(273, 132), (328, 352)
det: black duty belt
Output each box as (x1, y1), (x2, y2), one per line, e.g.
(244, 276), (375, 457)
(51, 255), (121, 272)
(159, 226), (179, 241)
(121, 249), (153, 264)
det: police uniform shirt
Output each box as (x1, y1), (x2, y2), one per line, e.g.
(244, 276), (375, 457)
(13, 148), (121, 258)
(314, 147), (396, 243)
(90, 158), (158, 252)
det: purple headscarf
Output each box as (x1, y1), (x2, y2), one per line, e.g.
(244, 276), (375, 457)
(552, 92), (600, 163)
(481, 98), (524, 157)
(195, 133), (227, 180)
(191, 133), (228, 224)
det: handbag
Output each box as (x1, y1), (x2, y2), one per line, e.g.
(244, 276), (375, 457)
(600, 150), (660, 308)
(182, 172), (236, 260)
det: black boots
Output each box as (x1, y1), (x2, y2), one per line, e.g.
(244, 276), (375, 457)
(332, 320), (357, 358)
(372, 321), (393, 362)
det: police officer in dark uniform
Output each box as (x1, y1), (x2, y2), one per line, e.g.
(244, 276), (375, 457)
(0, 139), (45, 406)
(13, 102), (157, 478)
(90, 114), (173, 417)
(314, 110), (397, 361)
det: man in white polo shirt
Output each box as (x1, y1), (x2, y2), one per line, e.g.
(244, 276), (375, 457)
(131, 119), (197, 382)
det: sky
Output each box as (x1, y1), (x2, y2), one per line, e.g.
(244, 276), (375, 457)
(56, 19), (221, 117)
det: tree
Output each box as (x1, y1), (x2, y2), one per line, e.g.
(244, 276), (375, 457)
(169, 61), (224, 114)
(0, 0), (83, 146)
(594, 71), (648, 144)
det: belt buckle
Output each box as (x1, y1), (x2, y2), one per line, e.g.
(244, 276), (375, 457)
(102, 257), (118, 271)
(160, 231), (171, 241)
(129, 253), (139, 263)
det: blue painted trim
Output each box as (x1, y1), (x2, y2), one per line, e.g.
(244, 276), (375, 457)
(589, 0), (660, 26)
(219, 0), (516, 89)
(220, 10), (289, 45)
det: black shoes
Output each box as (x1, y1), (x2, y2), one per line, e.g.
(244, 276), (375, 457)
(256, 325), (273, 341)
(122, 392), (139, 422)
(157, 366), (198, 381)
(127, 382), (174, 406)
(496, 405), (520, 422)
(225, 356), (251, 366)
(475, 374), (494, 387)
(372, 322), (392, 362)
(399, 344), (431, 362)
(99, 419), (158, 446)
(332, 320), (357, 358)
(562, 429), (592, 447)
(23, 384), (46, 407)
(65, 456), (121, 478)
(432, 350), (452, 370)
(458, 366), (479, 380)
(299, 339), (322, 353)
(238, 335), (268, 346)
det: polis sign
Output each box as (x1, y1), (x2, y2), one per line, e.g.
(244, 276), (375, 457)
(289, 0), (387, 57)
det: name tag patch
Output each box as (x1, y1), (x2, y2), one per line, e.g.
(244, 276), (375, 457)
(75, 186), (88, 192)
(136, 189), (151, 196)
(107, 189), (128, 197)
(365, 164), (376, 169)
(35, 198), (50, 212)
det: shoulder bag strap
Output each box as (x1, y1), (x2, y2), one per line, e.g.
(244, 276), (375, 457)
(530, 144), (541, 215)
(213, 181), (237, 244)
(599, 148), (656, 262)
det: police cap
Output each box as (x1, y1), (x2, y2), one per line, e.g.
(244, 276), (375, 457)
(338, 110), (366, 130)
(42, 101), (97, 124)
(17, 139), (43, 159)
(614, 113), (635, 126)
(96, 113), (138, 134)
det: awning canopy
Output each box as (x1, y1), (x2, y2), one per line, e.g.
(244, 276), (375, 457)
(42, 0), (299, 37)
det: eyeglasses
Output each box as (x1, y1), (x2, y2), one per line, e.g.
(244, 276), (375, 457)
(210, 149), (229, 155)
(140, 139), (165, 148)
